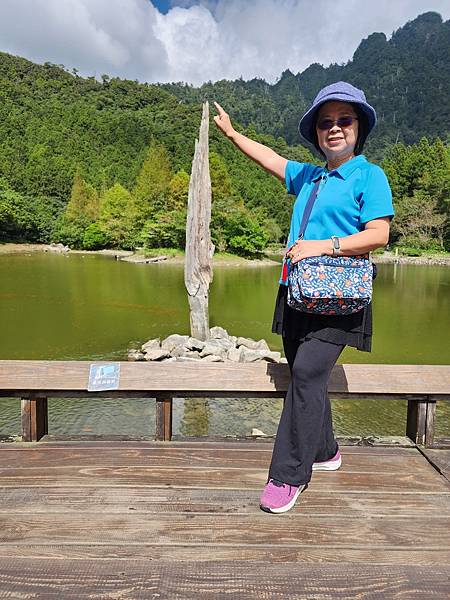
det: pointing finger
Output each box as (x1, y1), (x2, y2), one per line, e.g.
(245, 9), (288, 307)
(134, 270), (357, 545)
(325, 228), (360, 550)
(214, 101), (225, 116)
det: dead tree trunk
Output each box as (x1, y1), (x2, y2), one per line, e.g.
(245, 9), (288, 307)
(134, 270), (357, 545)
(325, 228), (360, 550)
(184, 101), (214, 341)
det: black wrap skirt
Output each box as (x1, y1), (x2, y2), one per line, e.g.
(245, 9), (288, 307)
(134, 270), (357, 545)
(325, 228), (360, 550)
(272, 284), (372, 352)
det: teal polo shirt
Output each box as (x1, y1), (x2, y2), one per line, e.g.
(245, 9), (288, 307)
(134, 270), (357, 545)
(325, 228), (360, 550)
(280, 155), (394, 285)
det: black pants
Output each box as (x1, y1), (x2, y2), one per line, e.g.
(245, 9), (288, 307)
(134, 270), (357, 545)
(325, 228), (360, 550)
(268, 336), (345, 486)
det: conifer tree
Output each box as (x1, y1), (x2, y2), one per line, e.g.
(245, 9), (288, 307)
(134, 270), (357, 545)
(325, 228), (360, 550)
(65, 170), (99, 223)
(131, 142), (171, 228)
(98, 183), (133, 248)
(167, 170), (190, 211)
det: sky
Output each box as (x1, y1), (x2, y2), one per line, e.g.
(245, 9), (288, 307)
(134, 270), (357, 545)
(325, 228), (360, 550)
(0, 0), (448, 86)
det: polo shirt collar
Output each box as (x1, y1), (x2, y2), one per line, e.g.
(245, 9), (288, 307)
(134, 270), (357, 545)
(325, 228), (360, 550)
(313, 155), (367, 181)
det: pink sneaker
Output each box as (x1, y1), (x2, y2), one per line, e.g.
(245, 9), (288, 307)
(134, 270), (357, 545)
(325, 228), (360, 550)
(260, 479), (308, 514)
(312, 449), (342, 471)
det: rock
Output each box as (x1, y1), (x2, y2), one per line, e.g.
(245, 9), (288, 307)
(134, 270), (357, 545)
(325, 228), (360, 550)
(227, 347), (245, 363)
(185, 350), (202, 359)
(229, 335), (237, 345)
(171, 345), (188, 358)
(240, 347), (264, 362)
(236, 336), (260, 350)
(212, 338), (234, 350)
(185, 337), (206, 351)
(161, 334), (190, 352)
(201, 354), (223, 362)
(200, 339), (229, 359)
(255, 339), (270, 352)
(127, 349), (146, 361)
(209, 326), (229, 339)
(141, 338), (160, 352)
(260, 351), (282, 363)
(251, 428), (269, 437)
(279, 357), (288, 364)
(176, 356), (203, 362)
(162, 357), (177, 362)
(44, 243), (70, 253)
(172, 347), (202, 359)
(144, 348), (171, 361)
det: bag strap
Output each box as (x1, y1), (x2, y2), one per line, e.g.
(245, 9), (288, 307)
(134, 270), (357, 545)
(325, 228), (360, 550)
(297, 178), (322, 240)
(281, 175), (323, 284)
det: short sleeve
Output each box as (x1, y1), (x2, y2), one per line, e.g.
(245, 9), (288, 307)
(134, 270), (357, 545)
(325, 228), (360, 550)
(360, 165), (395, 224)
(285, 161), (316, 196)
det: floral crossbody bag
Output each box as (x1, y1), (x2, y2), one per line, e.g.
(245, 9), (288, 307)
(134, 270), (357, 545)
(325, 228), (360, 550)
(286, 177), (373, 316)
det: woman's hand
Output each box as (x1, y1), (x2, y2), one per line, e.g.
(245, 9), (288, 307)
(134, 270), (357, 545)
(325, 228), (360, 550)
(286, 239), (331, 263)
(213, 102), (235, 138)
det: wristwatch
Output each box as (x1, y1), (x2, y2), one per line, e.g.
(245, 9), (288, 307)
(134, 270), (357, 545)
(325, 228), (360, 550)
(331, 236), (340, 257)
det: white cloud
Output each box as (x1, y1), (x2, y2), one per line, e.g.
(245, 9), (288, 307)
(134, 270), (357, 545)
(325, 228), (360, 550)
(0, 0), (448, 84)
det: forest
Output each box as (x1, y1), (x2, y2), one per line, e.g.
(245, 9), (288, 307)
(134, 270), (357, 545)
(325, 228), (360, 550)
(0, 12), (449, 256)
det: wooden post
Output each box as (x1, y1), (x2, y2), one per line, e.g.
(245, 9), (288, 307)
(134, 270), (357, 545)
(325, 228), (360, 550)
(425, 397), (437, 448)
(406, 396), (436, 447)
(155, 397), (173, 441)
(185, 101), (214, 341)
(21, 397), (48, 442)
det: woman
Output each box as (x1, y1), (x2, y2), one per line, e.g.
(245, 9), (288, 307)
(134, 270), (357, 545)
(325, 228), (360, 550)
(214, 81), (394, 514)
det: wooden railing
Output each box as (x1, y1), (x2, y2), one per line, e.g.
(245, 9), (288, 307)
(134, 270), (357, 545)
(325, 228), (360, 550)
(0, 361), (449, 448)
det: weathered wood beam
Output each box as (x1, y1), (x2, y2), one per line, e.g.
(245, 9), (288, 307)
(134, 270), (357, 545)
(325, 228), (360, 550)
(185, 101), (214, 341)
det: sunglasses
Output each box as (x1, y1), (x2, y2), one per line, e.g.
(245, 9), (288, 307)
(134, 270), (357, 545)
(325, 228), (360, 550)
(317, 116), (358, 130)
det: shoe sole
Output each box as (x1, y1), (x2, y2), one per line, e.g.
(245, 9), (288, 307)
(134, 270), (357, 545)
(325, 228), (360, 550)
(312, 456), (342, 471)
(260, 483), (308, 514)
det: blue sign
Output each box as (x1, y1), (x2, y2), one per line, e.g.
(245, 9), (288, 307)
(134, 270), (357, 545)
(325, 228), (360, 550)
(88, 363), (121, 392)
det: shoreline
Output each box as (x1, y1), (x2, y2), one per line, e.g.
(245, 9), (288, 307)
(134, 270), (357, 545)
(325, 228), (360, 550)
(1, 243), (449, 266)
(0, 244), (279, 267)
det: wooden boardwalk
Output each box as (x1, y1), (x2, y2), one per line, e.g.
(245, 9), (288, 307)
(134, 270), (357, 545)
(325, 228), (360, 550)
(0, 439), (450, 599)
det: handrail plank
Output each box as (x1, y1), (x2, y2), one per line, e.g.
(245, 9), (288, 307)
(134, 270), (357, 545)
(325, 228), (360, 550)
(0, 361), (449, 395)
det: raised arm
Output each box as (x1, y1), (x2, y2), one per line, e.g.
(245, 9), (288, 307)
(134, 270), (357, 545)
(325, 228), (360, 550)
(213, 102), (287, 182)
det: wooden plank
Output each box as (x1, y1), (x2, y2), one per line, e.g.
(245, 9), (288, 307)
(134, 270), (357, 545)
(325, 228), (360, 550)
(0, 559), (449, 599)
(425, 399), (437, 447)
(0, 465), (448, 492)
(1, 544), (449, 565)
(1, 514), (450, 547)
(0, 439), (420, 454)
(1, 487), (449, 517)
(1, 361), (449, 395)
(420, 448), (450, 484)
(0, 446), (436, 473)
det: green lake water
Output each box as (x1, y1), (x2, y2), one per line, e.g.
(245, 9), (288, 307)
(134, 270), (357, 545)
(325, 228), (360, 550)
(1, 252), (449, 438)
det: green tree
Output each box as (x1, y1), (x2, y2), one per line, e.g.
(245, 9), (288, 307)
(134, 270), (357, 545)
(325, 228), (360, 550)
(131, 141), (171, 228)
(140, 210), (187, 249)
(0, 178), (61, 242)
(98, 183), (133, 248)
(382, 137), (450, 249)
(394, 190), (446, 250)
(209, 151), (234, 202)
(65, 170), (99, 222)
(167, 170), (190, 211)
(82, 223), (109, 250)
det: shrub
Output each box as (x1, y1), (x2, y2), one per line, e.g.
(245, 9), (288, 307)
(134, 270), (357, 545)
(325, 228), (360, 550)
(82, 223), (109, 250)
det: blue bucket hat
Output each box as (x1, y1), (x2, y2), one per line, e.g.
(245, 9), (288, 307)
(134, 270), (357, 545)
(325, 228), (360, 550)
(299, 81), (377, 144)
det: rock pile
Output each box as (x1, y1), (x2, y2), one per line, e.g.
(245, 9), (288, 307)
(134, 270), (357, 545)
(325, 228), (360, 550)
(44, 243), (70, 253)
(128, 326), (285, 363)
